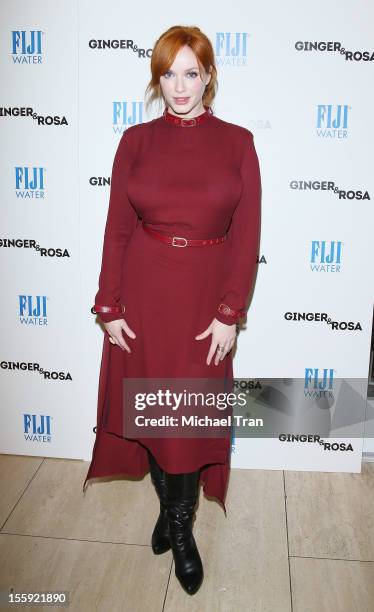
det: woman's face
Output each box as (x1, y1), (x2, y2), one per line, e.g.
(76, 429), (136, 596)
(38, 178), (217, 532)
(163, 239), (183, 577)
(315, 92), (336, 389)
(159, 45), (211, 118)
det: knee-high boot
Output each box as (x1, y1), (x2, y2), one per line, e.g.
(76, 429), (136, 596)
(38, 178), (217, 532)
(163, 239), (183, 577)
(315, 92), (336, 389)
(147, 450), (170, 554)
(165, 470), (203, 595)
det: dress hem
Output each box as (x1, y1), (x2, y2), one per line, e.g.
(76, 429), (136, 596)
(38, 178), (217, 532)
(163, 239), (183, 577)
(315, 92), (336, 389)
(82, 426), (229, 516)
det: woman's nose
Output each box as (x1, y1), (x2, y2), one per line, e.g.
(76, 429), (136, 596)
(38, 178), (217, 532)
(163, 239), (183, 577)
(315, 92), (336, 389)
(174, 77), (186, 93)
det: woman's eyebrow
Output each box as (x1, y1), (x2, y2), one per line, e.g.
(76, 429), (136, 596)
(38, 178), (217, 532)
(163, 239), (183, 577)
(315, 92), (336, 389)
(167, 66), (200, 72)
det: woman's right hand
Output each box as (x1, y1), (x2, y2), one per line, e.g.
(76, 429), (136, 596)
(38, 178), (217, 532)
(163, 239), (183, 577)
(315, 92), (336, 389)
(103, 318), (136, 353)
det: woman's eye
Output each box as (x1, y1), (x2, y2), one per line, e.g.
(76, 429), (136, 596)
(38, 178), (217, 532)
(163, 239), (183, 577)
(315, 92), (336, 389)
(163, 71), (199, 79)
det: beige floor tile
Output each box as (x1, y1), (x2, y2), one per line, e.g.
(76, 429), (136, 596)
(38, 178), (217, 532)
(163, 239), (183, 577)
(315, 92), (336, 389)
(0, 454), (44, 528)
(2, 457), (161, 546)
(285, 463), (374, 561)
(291, 556), (374, 612)
(164, 469), (291, 611)
(0, 533), (171, 612)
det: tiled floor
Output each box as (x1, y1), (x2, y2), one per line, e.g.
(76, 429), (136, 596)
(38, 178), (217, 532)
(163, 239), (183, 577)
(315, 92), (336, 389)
(1, 455), (374, 611)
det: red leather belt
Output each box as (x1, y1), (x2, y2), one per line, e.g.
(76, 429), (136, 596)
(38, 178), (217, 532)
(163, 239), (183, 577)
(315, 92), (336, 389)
(142, 221), (227, 247)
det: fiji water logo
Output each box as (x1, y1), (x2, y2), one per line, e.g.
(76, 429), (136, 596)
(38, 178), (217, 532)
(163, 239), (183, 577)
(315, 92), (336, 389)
(23, 413), (52, 442)
(19, 295), (48, 325)
(304, 368), (335, 398)
(11, 30), (43, 64)
(310, 240), (342, 272)
(316, 104), (350, 138)
(15, 167), (45, 199)
(215, 32), (249, 66)
(112, 101), (142, 134)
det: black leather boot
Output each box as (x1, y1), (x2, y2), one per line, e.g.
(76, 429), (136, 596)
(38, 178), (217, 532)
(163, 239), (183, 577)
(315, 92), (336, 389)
(165, 470), (203, 595)
(147, 450), (170, 554)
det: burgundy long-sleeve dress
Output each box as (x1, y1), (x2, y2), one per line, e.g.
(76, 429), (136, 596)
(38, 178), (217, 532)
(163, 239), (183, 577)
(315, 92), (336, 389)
(83, 105), (261, 515)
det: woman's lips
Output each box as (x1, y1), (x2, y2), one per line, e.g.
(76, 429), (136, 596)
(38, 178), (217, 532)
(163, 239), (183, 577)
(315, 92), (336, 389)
(174, 97), (190, 104)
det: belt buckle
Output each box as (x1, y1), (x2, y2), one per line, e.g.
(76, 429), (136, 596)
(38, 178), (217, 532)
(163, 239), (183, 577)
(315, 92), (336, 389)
(172, 236), (188, 247)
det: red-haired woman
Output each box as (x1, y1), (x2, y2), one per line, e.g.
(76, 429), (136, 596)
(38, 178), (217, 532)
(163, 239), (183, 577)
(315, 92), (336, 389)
(84, 25), (261, 596)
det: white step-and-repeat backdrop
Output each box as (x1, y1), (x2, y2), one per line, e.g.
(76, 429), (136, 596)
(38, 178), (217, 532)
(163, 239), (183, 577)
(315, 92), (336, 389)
(1, 0), (373, 474)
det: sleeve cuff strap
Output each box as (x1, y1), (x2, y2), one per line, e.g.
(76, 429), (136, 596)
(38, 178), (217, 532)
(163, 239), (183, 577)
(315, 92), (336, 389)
(91, 304), (125, 315)
(217, 303), (245, 318)
(215, 303), (246, 325)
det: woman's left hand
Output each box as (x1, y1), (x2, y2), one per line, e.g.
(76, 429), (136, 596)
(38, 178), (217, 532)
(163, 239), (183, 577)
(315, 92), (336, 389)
(195, 318), (237, 366)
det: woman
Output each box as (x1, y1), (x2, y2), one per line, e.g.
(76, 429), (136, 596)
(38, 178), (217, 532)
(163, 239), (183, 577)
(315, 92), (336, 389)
(84, 25), (261, 596)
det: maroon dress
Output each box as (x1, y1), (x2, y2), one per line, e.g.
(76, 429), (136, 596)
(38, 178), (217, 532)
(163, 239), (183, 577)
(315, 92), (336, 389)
(83, 105), (261, 514)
